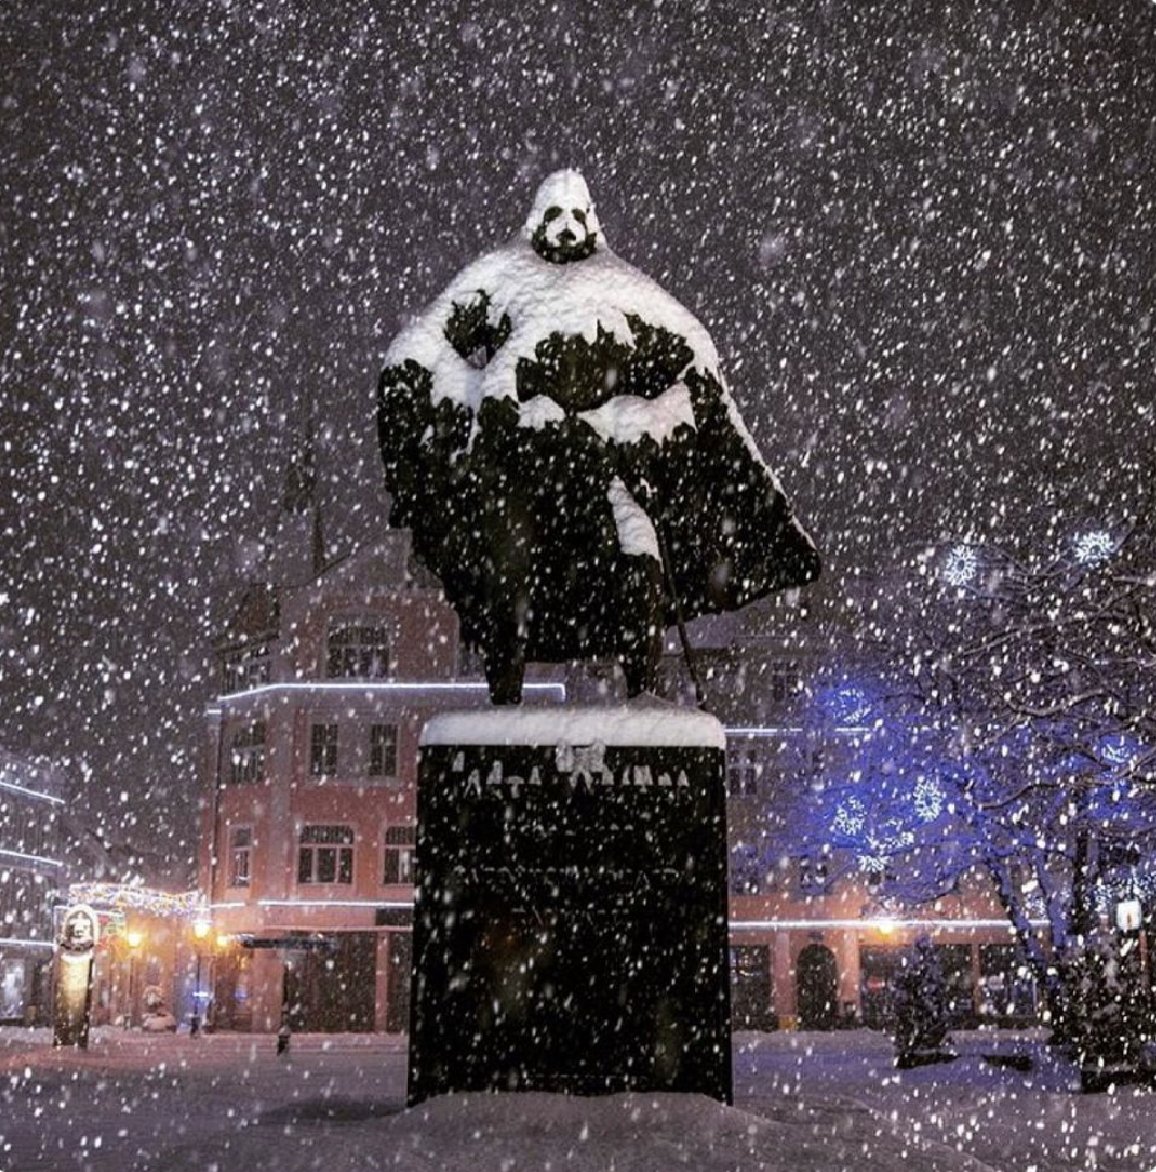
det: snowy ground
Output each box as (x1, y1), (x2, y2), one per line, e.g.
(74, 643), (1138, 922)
(1, 1027), (1154, 1172)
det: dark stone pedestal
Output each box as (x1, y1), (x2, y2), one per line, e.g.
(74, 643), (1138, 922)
(408, 706), (732, 1106)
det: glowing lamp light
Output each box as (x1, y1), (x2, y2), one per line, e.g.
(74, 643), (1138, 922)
(125, 928), (144, 950)
(193, 918), (212, 941)
(875, 917), (899, 937)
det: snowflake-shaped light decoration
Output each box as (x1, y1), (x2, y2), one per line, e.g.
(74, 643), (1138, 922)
(912, 774), (945, 822)
(857, 851), (888, 875)
(873, 821), (915, 857)
(941, 544), (978, 586)
(833, 796), (867, 838)
(1073, 529), (1114, 566)
(831, 684), (872, 726)
(1098, 734), (1137, 768)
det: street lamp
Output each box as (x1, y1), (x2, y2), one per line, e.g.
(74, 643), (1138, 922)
(191, 917), (211, 1036)
(124, 928), (144, 1029)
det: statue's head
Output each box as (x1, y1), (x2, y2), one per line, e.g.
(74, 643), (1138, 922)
(524, 169), (601, 264)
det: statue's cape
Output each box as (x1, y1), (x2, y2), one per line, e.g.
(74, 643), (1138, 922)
(378, 238), (818, 658)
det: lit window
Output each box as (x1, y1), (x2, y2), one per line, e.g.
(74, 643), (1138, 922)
(228, 826), (253, 887)
(229, 722), (266, 785)
(369, 724), (399, 779)
(297, 825), (354, 885)
(310, 723), (338, 777)
(327, 622), (391, 679)
(382, 825), (416, 885)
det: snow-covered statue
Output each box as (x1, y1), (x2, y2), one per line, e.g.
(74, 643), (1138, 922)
(378, 170), (819, 703)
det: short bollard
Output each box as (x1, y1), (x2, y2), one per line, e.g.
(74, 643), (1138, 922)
(276, 1023), (291, 1055)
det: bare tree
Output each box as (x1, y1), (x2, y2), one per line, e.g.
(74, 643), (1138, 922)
(771, 491), (1156, 1033)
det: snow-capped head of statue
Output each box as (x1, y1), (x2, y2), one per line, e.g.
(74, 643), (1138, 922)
(524, 169), (601, 264)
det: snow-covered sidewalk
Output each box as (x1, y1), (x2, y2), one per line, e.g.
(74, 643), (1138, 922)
(1, 1027), (1153, 1171)
(737, 1030), (1156, 1172)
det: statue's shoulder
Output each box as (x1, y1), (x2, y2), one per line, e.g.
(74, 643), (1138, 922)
(384, 245), (528, 367)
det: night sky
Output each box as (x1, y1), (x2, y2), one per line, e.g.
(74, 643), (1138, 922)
(1, 0), (1152, 880)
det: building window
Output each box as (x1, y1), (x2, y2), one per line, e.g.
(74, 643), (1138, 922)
(229, 722), (266, 785)
(222, 642), (271, 694)
(729, 842), (766, 895)
(369, 724), (399, 779)
(310, 722), (338, 777)
(382, 824), (416, 885)
(727, 743), (762, 798)
(810, 741), (826, 778)
(799, 857), (830, 896)
(228, 826), (253, 887)
(297, 825), (354, 885)
(327, 622), (390, 679)
(768, 660), (801, 703)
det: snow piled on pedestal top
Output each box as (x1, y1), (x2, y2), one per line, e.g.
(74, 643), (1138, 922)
(422, 698), (726, 749)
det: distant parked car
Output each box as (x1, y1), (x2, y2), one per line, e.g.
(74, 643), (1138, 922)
(141, 1010), (178, 1032)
